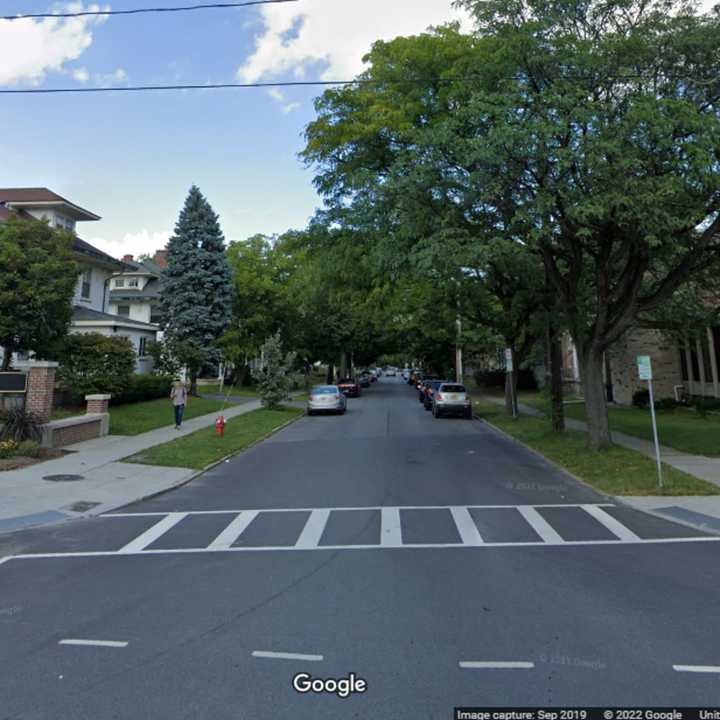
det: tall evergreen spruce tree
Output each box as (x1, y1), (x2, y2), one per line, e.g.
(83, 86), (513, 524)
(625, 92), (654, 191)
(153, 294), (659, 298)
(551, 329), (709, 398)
(160, 186), (232, 392)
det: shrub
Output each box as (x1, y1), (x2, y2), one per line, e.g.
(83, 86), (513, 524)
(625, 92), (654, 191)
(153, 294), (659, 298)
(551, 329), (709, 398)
(474, 368), (538, 390)
(653, 398), (680, 412)
(58, 333), (135, 401)
(0, 439), (19, 459)
(252, 333), (295, 409)
(0, 406), (42, 442)
(111, 374), (173, 406)
(17, 439), (41, 457)
(693, 398), (720, 416)
(632, 389), (650, 409)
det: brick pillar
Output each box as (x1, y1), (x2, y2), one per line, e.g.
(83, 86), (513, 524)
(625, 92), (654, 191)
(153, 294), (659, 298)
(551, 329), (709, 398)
(21, 362), (58, 423)
(86, 394), (111, 414)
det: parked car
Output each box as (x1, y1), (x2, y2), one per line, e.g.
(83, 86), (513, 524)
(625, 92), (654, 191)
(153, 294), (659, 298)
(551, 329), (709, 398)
(432, 383), (473, 419)
(409, 369), (423, 386)
(422, 379), (447, 410)
(418, 376), (441, 402)
(337, 377), (361, 398)
(386, 367), (397, 377)
(358, 372), (371, 388)
(307, 385), (347, 416)
(401, 368), (410, 381)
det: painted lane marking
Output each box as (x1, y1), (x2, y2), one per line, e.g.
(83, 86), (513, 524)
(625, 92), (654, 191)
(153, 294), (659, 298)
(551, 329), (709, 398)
(59, 639), (128, 648)
(104, 503), (616, 517)
(7, 534), (719, 563)
(207, 511), (258, 550)
(252, 651), (323, 662)
(673, 665), (720, 673)
(295, 509), (330, 549)
(118, 512), (188, 553)
(381, 507), (402, 547)
(581, 504), (640, 541)
(450, 507), (484, 545)
(0, 556), (14, 566)
(460, 661), (534, 669)
(517, 506), (565, 544)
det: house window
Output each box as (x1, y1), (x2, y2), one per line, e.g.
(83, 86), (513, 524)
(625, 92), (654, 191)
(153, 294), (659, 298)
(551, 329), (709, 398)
(128, 278), (139, 288)
(117, 305), (130, 317)
(690, 345), (700, 382)
(679, 343), (689, 382)
(80, 268), (92, 299)
(138, 337), (147, 357)
(714, 328), (720, 375)
(701, 337), (713, 384)
(115, 278), (125, 288)
(150, 307), (163, 325)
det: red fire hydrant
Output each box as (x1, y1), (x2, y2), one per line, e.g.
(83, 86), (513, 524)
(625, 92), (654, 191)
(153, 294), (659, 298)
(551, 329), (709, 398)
(215, 415), (225, 437)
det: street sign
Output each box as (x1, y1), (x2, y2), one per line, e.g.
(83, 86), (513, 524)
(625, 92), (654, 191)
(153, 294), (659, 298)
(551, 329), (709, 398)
(637, 355), (662, 488)
(637, 355), (652, 380)
(0, 372), (27, 393)
(505, 348), (513, 373)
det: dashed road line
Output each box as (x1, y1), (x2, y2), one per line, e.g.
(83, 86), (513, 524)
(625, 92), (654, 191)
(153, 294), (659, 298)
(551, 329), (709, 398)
(673, 665), (720, 673)
(59, 639), (128, 648)
(252, 651), (323, 662)
(459, 661), (534, 669)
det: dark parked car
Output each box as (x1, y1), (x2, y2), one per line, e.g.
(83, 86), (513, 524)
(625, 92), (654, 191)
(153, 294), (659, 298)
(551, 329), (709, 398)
(422, 379), (447, 410)
(337, 378), (360, 398)
(417, 376), (441, 402)
(358, 372), (371, 388)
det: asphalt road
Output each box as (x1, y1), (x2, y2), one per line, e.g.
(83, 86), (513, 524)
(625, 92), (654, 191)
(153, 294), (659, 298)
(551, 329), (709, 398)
(1, 377), (720, 719)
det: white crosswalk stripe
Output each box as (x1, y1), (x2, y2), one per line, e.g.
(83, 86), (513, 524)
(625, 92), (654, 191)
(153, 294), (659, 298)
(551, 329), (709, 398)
(2, 505), (715, 566)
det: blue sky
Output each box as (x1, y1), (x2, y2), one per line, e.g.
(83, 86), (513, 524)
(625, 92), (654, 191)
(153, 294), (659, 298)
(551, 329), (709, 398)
(0, 0), (470, 258)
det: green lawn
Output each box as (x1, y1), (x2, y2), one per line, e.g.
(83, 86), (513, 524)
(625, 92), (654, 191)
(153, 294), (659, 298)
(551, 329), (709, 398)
(109, 397), (225, 436)
(473, 400), (719, 496)
(125, 406), (303, 469)
(198, 384), (259, 397)
(517, 392), (720, 457)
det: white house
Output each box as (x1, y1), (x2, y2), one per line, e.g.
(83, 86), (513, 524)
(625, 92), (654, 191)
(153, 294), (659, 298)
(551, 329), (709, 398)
(0, 188), (159, 372)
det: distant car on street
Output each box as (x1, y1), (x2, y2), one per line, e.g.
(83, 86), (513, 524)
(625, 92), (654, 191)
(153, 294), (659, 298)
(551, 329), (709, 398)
(307, 385), (347, 416)
(337, 377), (361, 398)
(422, 379), (447, 411)
(358, 372), (371, 388)
(417, 376), (441, 402)
(401, 368), (410, 380)
(432, 383), (473, 419)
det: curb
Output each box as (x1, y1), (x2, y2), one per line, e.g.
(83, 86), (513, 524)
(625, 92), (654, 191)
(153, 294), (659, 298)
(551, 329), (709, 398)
(474, 411), (720, 537)
(0, 407), (305, 538)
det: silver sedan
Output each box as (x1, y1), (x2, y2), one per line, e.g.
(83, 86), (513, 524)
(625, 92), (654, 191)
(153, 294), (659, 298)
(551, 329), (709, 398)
(307, 385), (347, 416)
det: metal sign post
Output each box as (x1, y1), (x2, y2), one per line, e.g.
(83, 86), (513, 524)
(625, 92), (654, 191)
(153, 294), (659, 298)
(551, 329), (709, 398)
(505, 348), (517, 419)
(638, 356), (663, 489)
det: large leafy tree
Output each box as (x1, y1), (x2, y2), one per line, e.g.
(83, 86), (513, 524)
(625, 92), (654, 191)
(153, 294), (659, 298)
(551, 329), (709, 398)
(455, 0), (720, 448)
(160, 186), (233, 392)
(0, 217), (78, 370)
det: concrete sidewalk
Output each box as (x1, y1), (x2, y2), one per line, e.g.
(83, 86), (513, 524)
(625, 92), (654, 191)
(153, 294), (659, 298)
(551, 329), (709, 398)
(0, 399), (262, 534)
(481, 395), (720, 534)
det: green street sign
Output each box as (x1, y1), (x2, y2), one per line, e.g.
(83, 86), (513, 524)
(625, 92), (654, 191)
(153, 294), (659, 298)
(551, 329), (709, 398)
(637, 355), (652, 381)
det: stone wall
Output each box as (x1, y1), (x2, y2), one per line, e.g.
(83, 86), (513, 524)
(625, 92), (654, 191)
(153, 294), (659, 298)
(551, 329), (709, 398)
(609, 330), (682, 405)
(43, 416), (105, 448)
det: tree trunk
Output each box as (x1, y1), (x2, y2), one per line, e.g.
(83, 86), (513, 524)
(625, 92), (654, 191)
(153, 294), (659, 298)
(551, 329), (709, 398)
(549, 329), (565, 433)
(581, 348), (612, 450)
(190, 373), (198, 397)
(326, 363), (335, 384)
(1, 347), (12, 371)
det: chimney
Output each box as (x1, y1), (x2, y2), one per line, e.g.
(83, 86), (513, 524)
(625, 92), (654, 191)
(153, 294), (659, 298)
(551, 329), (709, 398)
(153, 249), (168, 268)
(122, 254), (134, 263)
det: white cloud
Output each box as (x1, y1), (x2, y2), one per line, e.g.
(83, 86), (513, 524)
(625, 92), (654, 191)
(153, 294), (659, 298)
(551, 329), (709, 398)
(0, 3), (109, 86)
(88, 229), (171, 260)
(238, 0), (473, 83)
(267, 87), (284, 101)
(282, 102), (301, 114)
(72, 66), (90, 83)
(94, 67), (128, 85)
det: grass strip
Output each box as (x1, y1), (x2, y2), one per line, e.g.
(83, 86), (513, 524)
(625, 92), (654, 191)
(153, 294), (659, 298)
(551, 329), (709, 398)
(516, 392), (720, 457)
(124, 406), (304, 469)
(474, 400), (720, 496)
(109, 397), (225, 436)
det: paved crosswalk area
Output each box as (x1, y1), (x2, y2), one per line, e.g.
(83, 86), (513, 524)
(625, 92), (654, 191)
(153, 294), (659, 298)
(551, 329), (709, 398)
(3, 503), (716, 561)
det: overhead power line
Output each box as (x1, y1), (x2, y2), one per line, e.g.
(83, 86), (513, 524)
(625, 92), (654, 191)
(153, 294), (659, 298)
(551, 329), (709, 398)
(1, 0), (296, 21)
(0, 73), (714, 95)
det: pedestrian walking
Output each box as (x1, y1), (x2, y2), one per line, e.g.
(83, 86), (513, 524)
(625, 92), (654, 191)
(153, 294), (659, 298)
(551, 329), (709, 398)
(170, 378), (188, 429)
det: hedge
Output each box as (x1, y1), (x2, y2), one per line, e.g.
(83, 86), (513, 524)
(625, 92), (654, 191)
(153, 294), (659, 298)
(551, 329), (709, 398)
(474, 368), (538, 391)
(110, 374), (174, 405)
